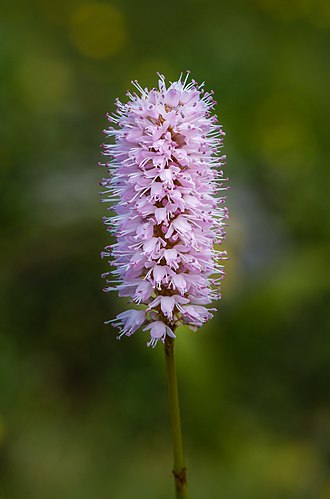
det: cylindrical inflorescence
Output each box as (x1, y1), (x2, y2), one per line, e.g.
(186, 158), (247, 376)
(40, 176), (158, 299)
(100, 72), (228, 347)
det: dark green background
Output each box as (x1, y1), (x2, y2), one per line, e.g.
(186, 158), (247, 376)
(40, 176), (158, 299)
(1, 0), (330, 497)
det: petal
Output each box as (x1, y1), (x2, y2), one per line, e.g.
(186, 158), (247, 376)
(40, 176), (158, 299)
(160, 296), (175, 318)
(147, 296), (161, 310)
(143, 237), (158, 253)
(175, 295), (190, 304)
(154, 207), (167, 224)
(132, 309), (146, 326)
(134, 281), (153, 302)
(150, 182), (163, 199)
(126, 129), (143, 143)
(165, 325), (176, 338)
(150, 321), (166, 339)
(153, 265), (167, 283)
(171, 274), (187, 292)
(164, 248), (177, 264)
(165, 89), (181, 108)
(144, 321), (168, 348)
(172, 216), (191, 233)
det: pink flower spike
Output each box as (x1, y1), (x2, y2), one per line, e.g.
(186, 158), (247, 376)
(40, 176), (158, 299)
(100, 73), (228, 346)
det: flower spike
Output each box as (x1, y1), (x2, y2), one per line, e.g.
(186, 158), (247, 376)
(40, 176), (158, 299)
(101, 73), (228, 347)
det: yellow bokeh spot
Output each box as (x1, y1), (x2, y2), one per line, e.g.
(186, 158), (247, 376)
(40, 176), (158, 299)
(70, 3), (127, 59)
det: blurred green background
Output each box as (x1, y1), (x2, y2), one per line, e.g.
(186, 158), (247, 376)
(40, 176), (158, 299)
(1, 0), (330, 497)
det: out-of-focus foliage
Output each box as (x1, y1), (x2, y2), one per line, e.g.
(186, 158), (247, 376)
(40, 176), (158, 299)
(1, 0), (330, 497)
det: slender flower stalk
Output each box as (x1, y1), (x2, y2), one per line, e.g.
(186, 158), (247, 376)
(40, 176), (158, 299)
(99, 72), (228, 497)
(165, 336), (188, 498)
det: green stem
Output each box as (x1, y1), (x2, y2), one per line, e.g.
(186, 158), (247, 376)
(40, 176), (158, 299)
(164, 336), (188, 499)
